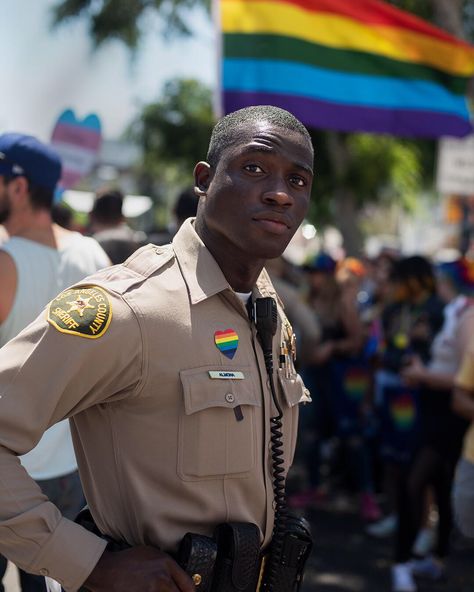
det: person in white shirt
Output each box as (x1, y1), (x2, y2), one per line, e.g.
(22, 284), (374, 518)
(0, 133), (110, 592)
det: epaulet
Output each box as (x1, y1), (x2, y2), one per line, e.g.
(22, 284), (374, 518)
(123, 243), (174, 279)
(93, 244), (174, 295)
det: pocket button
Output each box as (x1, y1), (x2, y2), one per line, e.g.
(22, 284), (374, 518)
(225, 393), (235, 403)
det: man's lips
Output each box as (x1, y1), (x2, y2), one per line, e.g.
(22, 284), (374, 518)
(252, 211), (292, 229)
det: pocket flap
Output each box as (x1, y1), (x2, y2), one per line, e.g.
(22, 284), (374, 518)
(277, 370), (311, 407)
(180, 366), (260, 415)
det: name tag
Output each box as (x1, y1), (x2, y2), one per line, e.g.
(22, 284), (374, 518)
(208, 371), (245, 380)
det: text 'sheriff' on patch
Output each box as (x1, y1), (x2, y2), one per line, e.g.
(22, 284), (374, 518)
(47, 285), (112, 339)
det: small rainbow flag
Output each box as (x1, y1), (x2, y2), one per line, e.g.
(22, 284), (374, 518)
(215, 329), (239, 359)
(220, 0), (474, 137)
(390, 392), (416, 430)
(344, 367), (369, 401)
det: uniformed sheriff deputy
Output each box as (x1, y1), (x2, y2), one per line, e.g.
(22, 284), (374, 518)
(0, 106), (314, 591)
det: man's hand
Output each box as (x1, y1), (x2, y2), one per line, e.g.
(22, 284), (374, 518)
(83, 545), (195, 592)
(400, 355), (426, 387)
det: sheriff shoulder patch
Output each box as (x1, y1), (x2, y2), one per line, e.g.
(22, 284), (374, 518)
(47, 285), (112, 339)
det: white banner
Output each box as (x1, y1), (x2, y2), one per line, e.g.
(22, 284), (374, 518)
(436, 135), (474, 196)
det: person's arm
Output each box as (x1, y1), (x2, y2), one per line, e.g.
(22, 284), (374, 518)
(333, 298), (365, 356)
(452, 333), (474, 420)
(0, 288), (141, 590)
(452, 387), (474, 421)
(0, 250), (17, 323)
(401, 356), (454, 390)
(402, 308), (474, 390)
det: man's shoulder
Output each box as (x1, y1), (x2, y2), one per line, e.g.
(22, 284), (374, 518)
(0, 247), (17, 286)
(78, 243), (175, 297)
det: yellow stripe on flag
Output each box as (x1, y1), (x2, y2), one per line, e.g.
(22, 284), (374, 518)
(222, 0), (474, 76)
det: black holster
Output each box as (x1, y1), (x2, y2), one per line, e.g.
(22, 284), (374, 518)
(211, 522), (261, 592)
(176, 531), (217, 591)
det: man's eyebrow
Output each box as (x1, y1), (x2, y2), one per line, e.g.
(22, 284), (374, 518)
(240, 145), (274, 156)
(239, 145), (313, 175)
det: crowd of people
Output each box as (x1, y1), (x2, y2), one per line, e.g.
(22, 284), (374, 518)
(0, 118), (473, 592)
(277, 249), (474, 591)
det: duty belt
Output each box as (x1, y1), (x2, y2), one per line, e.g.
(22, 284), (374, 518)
(70, 509), (312, 592)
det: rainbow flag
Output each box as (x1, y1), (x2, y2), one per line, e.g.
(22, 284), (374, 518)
(220, 0), (474, 137)
(390, 392), (416, 430)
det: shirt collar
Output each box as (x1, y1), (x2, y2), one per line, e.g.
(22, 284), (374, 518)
(172, 218), (278, 306)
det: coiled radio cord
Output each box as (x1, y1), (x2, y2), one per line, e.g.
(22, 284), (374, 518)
(254, 298), (288, 591)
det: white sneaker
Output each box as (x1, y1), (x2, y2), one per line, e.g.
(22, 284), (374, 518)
(412, 527), (437, 556)
(366, 514), (398, 538)
(391, 563), (417, 592)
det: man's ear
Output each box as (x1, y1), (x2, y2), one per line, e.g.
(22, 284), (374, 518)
(9, 176), (29, 201)
(193, 161), (212, 197)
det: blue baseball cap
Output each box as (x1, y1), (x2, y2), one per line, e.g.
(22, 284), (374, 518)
(303, 251), (337, 273)
(0, 133), (62, 191)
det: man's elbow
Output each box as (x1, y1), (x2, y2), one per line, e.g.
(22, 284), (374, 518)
(452, 388), (474, 420)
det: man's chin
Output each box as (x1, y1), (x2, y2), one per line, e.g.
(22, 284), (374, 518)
(255, 243), (291, 261)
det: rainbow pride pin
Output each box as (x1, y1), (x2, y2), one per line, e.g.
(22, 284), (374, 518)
(214, 329), (239, 359)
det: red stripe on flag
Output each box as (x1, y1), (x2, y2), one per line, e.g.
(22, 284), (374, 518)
(235, 0), (472, 47)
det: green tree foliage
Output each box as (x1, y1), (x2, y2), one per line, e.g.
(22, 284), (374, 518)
(52, 0), (209, 48)
(388, 0), (474, 41)
(387, 0), (433, 22)
(127, 78), (214, 194)
(306, 130), (433, 251)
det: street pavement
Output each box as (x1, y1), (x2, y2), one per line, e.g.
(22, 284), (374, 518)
(301, 499), (474, 591)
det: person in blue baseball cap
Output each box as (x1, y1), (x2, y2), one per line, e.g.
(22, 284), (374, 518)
(0, 134), (110, 592)
(0, 133), (62, 217)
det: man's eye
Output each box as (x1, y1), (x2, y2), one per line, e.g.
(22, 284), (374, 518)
(244, 164), (264, 173)
(290, 175), (306, 187)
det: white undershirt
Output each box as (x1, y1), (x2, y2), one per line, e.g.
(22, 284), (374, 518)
(235, 291), (252, 303)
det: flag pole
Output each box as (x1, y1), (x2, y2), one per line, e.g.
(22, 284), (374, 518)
(212, 0), (223, 119)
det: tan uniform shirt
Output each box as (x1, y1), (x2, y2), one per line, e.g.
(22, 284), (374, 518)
(0, 220), (309, 591)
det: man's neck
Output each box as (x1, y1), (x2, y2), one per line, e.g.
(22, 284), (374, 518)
(215, 254), (264, 293)
(195, 219), (265, 292)
(6, 209), (68, 249)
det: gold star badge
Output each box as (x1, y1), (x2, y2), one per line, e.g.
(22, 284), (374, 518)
(66, 296), (95, 317)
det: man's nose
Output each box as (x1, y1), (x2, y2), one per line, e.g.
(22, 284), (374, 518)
(262, 184), (294, 207)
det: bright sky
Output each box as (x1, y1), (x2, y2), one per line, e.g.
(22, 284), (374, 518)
(0, 1), (216, 142)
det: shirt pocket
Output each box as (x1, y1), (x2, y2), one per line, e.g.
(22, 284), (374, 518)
(277, 370), (311, 467)
(178, 365), (261, 481)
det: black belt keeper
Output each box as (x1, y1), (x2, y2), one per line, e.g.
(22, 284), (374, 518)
(211, 522), (261, 592)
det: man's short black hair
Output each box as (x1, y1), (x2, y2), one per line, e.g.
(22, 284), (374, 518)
(91, 189), (124, 225)
(173, 188), (199, 225)
(4, 175), (54, 211)
(207, 105), (313, 167)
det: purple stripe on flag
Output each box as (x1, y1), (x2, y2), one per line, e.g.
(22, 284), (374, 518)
(51, 123), (102, 150)
(223, 91), (473, 138)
